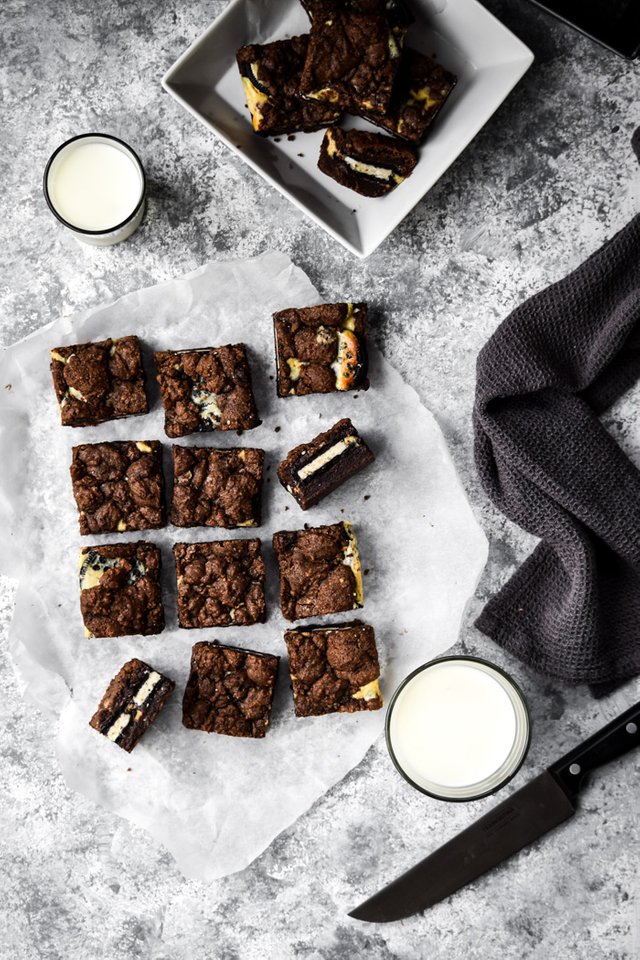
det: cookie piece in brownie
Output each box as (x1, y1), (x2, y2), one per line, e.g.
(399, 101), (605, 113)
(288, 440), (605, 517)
(173, 538), (266, 628)
(70, 440), (164, 535)
(278, 418), (374, 510)
(285, 620), (382, 716)
(89, 658), (175, 752)
(274, 302), (368, 397)
(171, 446), (264, 529)
(79, 541), (165, 638)
(154, 344), (260, 439)
(318, 126), (418, 197)
(272, 520), (363, 621)
(237, 36), (341, 137)
(298, 0), (406, 115)
(360, 48), (457, 144)
(50, 335), (148, 427)
(182, 640), (279, 738)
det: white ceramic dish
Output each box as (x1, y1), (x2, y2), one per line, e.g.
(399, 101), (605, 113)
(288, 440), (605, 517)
(162, 0), (533, 258)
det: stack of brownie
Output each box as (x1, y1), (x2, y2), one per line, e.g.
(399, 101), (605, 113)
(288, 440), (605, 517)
(236, 0), (457, 197)
(50, 300), (382, 753)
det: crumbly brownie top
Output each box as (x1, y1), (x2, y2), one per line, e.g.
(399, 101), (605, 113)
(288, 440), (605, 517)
(154, 344), (260, 439)
(298, 0), (406, 115)
(361, 48), (457, 144)
(272, 520), (363, 621)
(236, 36), (341, 137)
(79, 541), (165, 638)
(274, 302), (368, 397)
(70, 440), (164, 535)
(318, 126), (418, 197)
(50, 335), (148, 427)
(284, 620), (382, 716)
(173, 538), (266, 628)
(170, 446), (264, 529)
(89, 658), (175, 752)
(182, 641), (279, 738)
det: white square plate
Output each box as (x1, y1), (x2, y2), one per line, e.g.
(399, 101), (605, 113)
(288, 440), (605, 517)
(162, 0), (533, 258)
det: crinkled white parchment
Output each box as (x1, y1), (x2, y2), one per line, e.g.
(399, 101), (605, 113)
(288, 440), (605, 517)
(0, 252), (487, 880)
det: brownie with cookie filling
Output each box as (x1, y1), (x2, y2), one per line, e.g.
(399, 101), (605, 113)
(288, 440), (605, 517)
(173, 538), (266, 628)
(170, 446), (264, 529)
(89, 658), (175, 752)
(318, 126), (417, 197)
(78, 541), (165, 638)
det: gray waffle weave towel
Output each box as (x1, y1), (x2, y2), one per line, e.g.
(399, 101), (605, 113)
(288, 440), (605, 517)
(474, 213), (640, 692)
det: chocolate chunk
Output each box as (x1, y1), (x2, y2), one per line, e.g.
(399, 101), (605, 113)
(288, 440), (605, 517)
(182, 641), (279, 738)
(170, 446), (264, 529)
(272, 520), (363, 621)
(70, 440), (165, 535)
(50, 336), (148, 427)
(318, 126), (418, 197)
(273, 301), (368, 397)
(173, 538), (266, 628)
(89, 658), (175, 752)
(79, 541), (165, 638)
(154, 344), (260, 439)
(278, 418), (374, 510)
(284, 619), (382, 716)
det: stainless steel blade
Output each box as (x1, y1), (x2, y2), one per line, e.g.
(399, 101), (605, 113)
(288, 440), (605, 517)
(349, 771), (575, 922)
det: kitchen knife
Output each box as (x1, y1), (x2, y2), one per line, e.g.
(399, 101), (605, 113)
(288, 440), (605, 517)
(349, 699), (640, 922)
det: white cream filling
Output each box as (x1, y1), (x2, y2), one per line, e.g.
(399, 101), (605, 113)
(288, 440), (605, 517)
(132, 670), (162, 706)
(191, 387), (222, 426)
(297, 436), (357, 480)
(342, 521), (363, 605)
(106, 712), (131, 742)
(343, 155), (394, 181)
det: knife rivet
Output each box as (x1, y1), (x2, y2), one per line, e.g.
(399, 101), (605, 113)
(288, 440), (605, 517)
(569, 763), (581, 775)
(626, 722), (638, 735)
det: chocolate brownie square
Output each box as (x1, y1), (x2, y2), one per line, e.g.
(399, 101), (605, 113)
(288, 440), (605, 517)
(50, 335), (148, 427)
(154, 344), (260, 439)
(284, 620), (382, 716)
(272, 520), (363, 621)
(170, 446), (264, 529)
(360, 48), (457, 144)
(79, 541), (165, 638)
(278, 418), (374, 510)
(236, 36), (341, 137)
(298, 0), (406, 115)
(318, 126), (418, 197)
(89, 658), (175, 752)
(182, 641), (279, 738)
(70, 440), (165, 535)
(173, 538), (266, 628)
(274, 302), (368, 397)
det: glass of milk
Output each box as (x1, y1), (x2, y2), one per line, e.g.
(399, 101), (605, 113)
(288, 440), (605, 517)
(386, 657), (531, 801)
(43, 133), (146, 246)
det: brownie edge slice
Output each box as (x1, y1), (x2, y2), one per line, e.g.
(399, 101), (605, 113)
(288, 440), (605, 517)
(284, 620), (382, 716)
(89, 658), (175, 752)
(182, 641), (279, 738)
(318, 127), (418, 197)
(278, 418), (374, 510)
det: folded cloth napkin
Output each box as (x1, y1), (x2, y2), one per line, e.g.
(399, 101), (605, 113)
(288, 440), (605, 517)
(474, 212), (640, 693)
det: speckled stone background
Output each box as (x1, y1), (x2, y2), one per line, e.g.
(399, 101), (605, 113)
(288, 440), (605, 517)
(2, 1), (640, 957)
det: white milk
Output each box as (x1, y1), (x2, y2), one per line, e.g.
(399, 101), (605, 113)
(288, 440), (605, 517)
(388, 659), (525, 795)
(46, 138), (143, 235)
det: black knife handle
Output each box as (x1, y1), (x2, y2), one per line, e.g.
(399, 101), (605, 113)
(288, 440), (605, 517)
(548, 700), (640, 800)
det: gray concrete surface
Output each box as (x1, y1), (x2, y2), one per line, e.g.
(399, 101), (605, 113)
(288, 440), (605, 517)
(1, 0), (640, 957)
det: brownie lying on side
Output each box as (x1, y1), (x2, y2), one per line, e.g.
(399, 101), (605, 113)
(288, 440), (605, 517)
(359, 48), (457, 144)
(79, 541), (165, 638)
(171, 446), (264, 529)
(272, 520), (363, 621)
(173, 538), (266, 628)
(70, 440), (165, 535)
(182, 641), (279, 738)
(89, 658), (175, 752)
(298, 0), (407, 115)
(284, 620), (382, 716)
(278, 418), (374, 510)
(318, 127), (418, 197)
(154, 344), (260, 439)
(50, 335), (148, 427)
(274, 301), (368, 397)
(237, 36), (341, 137)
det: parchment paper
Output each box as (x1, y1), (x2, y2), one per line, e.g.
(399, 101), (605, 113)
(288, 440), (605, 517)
(0, 252), (487, 880)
